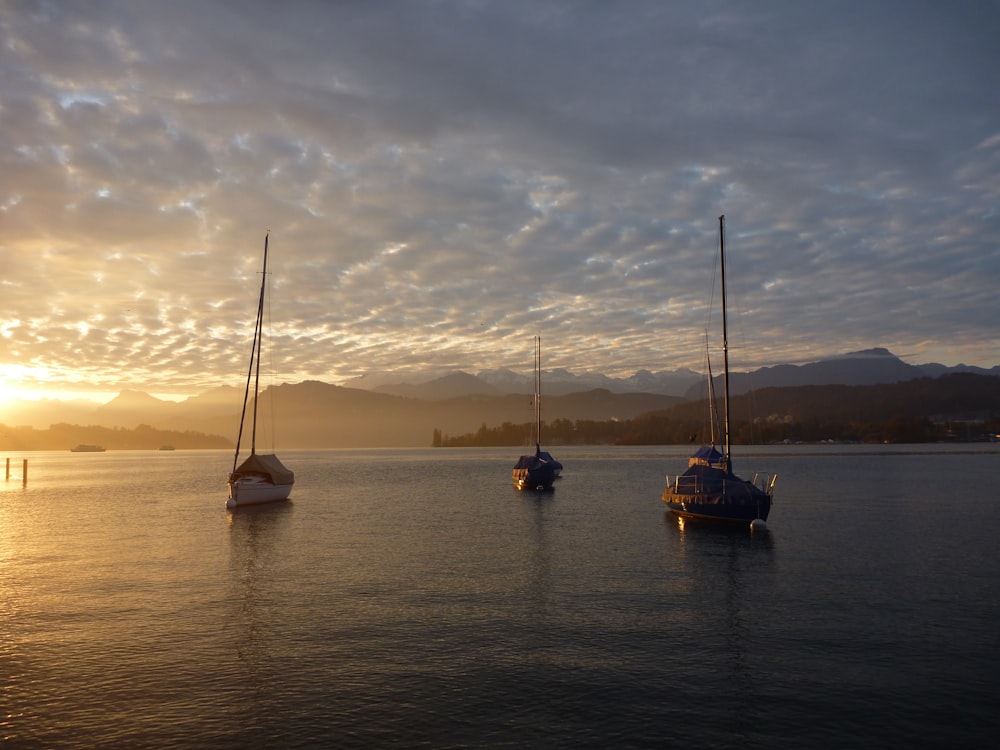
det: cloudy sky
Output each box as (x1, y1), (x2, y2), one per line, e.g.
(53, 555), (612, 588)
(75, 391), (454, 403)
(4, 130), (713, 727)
(1, 0), (998, 402)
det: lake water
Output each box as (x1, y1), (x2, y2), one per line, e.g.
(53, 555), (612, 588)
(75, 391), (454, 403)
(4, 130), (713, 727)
(2, 444), (998, 748)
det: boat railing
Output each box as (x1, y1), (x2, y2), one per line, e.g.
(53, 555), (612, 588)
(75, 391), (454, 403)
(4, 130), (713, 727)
(668, 474), (705, 493)
(751, 472), (778, 494)
(669, 472), (778, 497)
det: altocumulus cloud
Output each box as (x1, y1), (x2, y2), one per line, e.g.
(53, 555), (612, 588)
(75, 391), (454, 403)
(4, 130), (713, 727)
(0, 0), (998, 399)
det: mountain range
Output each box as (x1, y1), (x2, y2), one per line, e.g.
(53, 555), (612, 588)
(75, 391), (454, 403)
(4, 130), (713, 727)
(2, 348), (997, 448)
(345, 347), (997, 399)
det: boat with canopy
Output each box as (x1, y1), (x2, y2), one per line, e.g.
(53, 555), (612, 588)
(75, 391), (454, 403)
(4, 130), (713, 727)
(227, 234), (294, 508)
(512, 335), (560, 491)
(662, 216), (776, 526)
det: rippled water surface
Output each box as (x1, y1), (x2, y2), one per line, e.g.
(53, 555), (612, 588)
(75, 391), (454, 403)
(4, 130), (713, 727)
(2, 445), (998, 748)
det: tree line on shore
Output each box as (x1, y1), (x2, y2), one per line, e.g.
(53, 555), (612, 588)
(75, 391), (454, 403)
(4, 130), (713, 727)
(4, 374), (997, 450)
(0, 423), (232, 452)
(434, 413), (997, 446)
(434, 374), (1000, 446)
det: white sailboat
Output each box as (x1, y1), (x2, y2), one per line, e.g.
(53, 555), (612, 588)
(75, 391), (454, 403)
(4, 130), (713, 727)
(227, 234), (294, 509)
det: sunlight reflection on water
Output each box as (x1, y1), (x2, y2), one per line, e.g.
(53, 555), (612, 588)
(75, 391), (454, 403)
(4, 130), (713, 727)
(1, 445), (998, 747)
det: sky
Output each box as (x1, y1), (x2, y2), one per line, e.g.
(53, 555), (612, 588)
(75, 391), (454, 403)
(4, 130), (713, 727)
(1, 0), (998, 403)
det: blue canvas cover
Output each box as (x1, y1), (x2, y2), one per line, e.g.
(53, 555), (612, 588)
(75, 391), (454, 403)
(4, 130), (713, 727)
(536, 450), (563, 472)
(512, 451), (556, 489)
(691, 445), (725, 463)
(672, 462), (769, 504)
(513, 454), (549, 472)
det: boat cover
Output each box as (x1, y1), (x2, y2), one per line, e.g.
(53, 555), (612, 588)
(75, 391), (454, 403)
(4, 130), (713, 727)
(513, 453), (548, 471)
(675, 462), (766, 500)
(691, 445), (725, 463)
(512, 451), (556, 489)
(233, 453), (295, 485)
(536, 450), (563, 471)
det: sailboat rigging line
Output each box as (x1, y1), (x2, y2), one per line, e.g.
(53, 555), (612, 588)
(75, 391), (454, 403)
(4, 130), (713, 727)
(719, 214), (731, 469)
(724, 277), (762, 447)
(232, 233), (269, 475)
(262, 252), (279, 454)
(250, 234), (268, 456)
(535, 334), (542, 451)
(704, 336), (719, 449)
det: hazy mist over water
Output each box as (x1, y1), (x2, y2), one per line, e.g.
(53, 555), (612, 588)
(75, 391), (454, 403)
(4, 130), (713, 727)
(2, 445), (998, 748)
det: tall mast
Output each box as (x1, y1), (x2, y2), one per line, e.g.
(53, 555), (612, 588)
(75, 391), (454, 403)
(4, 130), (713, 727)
(232, 233), (269, 474)
(251, 233), (269, 455)
(535, 335), (542, 452)
(719, 215), (731, 468)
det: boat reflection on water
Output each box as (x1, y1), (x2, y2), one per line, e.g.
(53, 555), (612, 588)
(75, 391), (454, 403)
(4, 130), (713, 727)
(672, 513), (774, 544)
(227, 501), (293, 693)
(662, 506), (776, 743)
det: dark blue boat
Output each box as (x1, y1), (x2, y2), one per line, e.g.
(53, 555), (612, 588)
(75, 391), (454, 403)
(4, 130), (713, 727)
(536, 450), (563, 478)
(662, 446), (773, 523)
(662, 216), (776, 526)
(512, 447), (557, 491)
(512, 335), (560, 490)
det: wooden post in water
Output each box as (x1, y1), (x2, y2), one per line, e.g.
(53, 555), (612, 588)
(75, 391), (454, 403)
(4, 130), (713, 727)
(4, 458), (28, 485)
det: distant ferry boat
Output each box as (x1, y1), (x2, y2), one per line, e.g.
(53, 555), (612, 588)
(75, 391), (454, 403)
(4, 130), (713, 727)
(71, 444), (106, 452)
(159, 445), (176, 451)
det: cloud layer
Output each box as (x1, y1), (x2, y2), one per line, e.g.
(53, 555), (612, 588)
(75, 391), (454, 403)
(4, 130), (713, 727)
(2, 0), (998, 399)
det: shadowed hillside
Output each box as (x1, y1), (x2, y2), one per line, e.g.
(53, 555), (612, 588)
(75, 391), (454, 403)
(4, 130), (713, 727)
(3, 373), (997, 449)
(253, 382), (684, 447)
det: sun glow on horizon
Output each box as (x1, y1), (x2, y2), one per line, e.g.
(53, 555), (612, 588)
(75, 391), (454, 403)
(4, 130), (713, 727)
(0, 384), (118, 405)
(0, 386), (198, 406)
(0, 364), (198, 406)
(0, 364), (62, 403)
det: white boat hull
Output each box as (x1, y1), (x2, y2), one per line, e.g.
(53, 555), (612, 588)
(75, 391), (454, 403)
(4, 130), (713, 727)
(226, 236), (294, 510)
(227, 476), (292, 508)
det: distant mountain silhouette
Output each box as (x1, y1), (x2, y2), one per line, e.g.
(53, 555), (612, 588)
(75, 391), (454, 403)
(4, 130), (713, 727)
(685, 347), (931, 399)
(252, 381), (683, 447)
(1, 381), (682, 448)
(95, 389), (177, 425)
(375, 371), (503, 398)
(350, 348), (999, 400)
(3, 349), (997, 448)
(171, 385), (242, 417)
(2, 397), (98, 428)
(915, 361), (1000, 377)
(738, 372), (1000, 426)
(384, 366), (704, 398)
